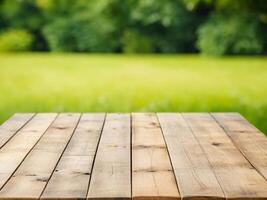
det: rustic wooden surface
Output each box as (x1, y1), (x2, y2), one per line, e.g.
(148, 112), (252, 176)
(0, 112), (266, 200)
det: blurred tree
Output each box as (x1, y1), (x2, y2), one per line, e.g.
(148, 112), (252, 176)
(41, 0), (203, 53)
(0, 0), (266, 54)
(184, 0), (267, 55)
(0, 0), (43, 30)
(183, 0), (267, 22)
(0, 0), (5, 29)
(43, 16), (118, 52)
(197, 11), (264, 55)
(127, 0), (203, 53)
(0, 0), (46, 50)
(42, 0), (124, 52)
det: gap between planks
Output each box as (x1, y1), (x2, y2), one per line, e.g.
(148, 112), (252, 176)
(0, 113), (35, 149)
(182, 113), (267, 200)
(0, 113), (80, 199)
(211, 113), (267, 181)
(0, 113), (58, 191)
(41, 113), (106, 200)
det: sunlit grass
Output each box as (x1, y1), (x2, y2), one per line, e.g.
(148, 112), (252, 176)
(0, 53), (267, 134)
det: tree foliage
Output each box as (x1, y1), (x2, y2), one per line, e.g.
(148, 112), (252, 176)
(0, 0), (266, 55)
(197, 12), (264, 55)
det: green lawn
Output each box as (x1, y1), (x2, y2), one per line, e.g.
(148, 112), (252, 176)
(1, 53), (267, 134)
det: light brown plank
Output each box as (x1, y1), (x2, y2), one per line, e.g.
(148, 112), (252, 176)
(87, 113), (131, 200)
(212, 113), (267, 180)
(0, 113), (57, 190)
(132, 113), (180, 200)
(157, 113), (224, 200)
(0, 113), (80, 199)
(183, 113), (267, 200)
(41, 113), (105, 200)
(0, 113), (35, 149)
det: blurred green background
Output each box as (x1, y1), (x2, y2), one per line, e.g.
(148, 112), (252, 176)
(0, 0), (267, 134)
(1, 0), (267, 55)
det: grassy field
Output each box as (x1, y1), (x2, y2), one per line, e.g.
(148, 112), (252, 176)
(0, 53), (267, 134)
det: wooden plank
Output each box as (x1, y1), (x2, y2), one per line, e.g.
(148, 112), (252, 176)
(0, 113), (35, 148)
(41, 113), (105, 200)
(0, 113), (80, 199)
(132, 113), (180, 200)
(212, 113), (267, 180)
(157, 113), (224, 200)
(183, 113), (267, 200)
(0, 113), (57, 189)
(87, 113), (131, 200)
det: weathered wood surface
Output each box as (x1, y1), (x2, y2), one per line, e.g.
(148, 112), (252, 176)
(0, 113), (35, 149)
(183, 113), (267, 200)
(87, 113), (131, 200)
(132, 113), (180, 200)
(41, 113), (105, 200)
(0, 113), (57, 190)
(0, 113), (80, 199)
(0, 112), (267, 200)
(158, 113), (224, 200)
(212, 113), (267, 180)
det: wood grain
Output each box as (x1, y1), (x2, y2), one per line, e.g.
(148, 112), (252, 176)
(183, 113), (267, 200)
(0, 113), (35, 149)
(0, 112), (266, 200)
(132, 113), (180, 200)
(41, 113), (105, 200)
(87, 113), (131, 200)
(0, 113), (57, 190)
(212, 113), (267, 180)
(158, 113), (224, 200)
(0, 113), (80, 199)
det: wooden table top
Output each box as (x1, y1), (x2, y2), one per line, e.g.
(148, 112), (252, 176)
(0, 113), (267, 200)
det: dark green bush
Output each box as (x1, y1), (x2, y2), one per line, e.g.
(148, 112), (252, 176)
(122, 30), (155, 53)
(0, 0), (44, 31)
(129, 0), (202, 53)
(197, 12), (264, 55)
(0, 29), (33, 51)
(43, 16), (119, 52)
